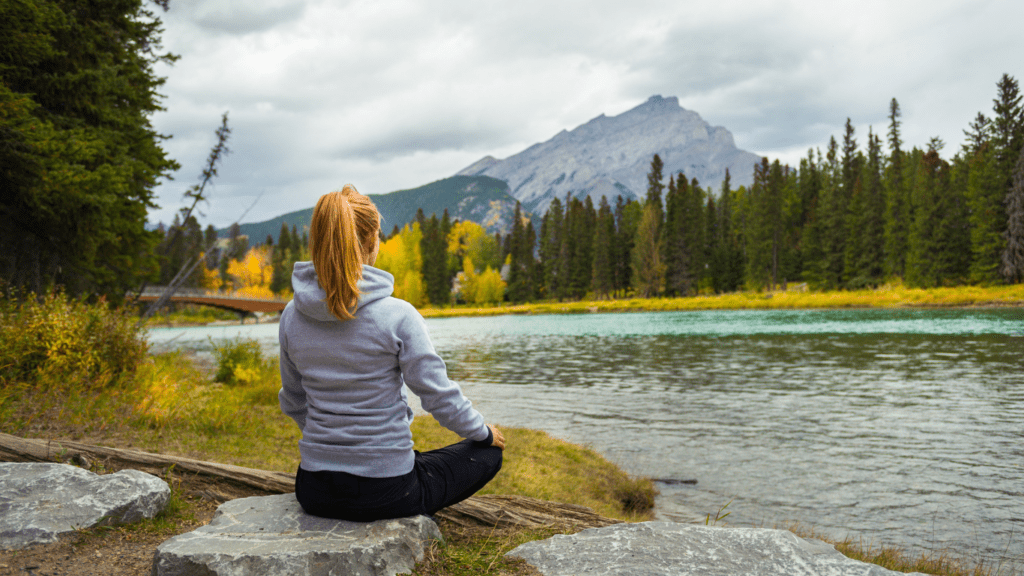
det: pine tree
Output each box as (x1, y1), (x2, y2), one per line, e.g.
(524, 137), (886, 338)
(631, 203), (665, 297)
(744, 158), (773, 290)
(968, 75), (1024, 283)
(421, 214), (449, 305)
(1002, 146), (1024, 283)
(848, 130), (885, 287)
(557, 194), (575, 300)
(507, 202), (530, 302)
(645, 154), (665, 248)
(524, 220), (540, 299)
(270, 222), (292, 294)
(540, 197), (564, 299)
(0, 0), (179, 298)
(820, 137), (846, 289)
(662, 174), (687, 295)
(884, 99), (910, 279)
(840, 120), (864, 286)
(592, 196), (615, 299)
(906, 149), (967, 287)
(687, 178), (709, 292)
(612, 197), (634, 295)
(713, 170), (743, 292)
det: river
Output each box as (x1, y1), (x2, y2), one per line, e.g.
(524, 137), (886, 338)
(149, 307), (1024, 566)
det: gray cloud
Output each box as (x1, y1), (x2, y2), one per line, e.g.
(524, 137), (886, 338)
(148, 0), (1024, 227)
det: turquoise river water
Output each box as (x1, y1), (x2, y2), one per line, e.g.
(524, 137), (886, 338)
(149, 308), (1024, 567)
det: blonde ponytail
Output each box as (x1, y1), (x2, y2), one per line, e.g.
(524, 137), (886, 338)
(309, 185), (381, 320)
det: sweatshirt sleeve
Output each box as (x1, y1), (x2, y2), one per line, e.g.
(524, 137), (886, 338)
(395, 309), (490, 442)
(278, 318), (307, 430)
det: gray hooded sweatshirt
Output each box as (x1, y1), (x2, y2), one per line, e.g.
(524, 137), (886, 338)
(279, 262), (489, 477)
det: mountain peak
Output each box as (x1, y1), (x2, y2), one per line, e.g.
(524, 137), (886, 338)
(457, 96), (760, 213)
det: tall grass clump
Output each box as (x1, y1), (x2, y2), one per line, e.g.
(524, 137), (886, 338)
(210, 337), (280, 405)
(0, 290), (148, 392)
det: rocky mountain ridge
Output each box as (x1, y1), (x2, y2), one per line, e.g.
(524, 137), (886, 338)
(457, 95), (762, 213)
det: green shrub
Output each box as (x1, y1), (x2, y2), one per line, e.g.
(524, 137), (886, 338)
(210, 338), (280, 404)
(0, 291), (148, 390)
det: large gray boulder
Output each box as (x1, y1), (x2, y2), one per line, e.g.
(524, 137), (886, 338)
(0, 462), (170, 550)
(153, 493), (441, 576)
(507, 522), (929, 576)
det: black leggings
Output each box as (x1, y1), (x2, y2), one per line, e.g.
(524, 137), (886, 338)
(295, 439), (503, 522)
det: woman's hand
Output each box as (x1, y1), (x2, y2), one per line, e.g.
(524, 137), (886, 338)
(488, 424), (506, 450)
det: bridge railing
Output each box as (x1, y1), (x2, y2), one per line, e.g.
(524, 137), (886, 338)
(138, 287), (291, 303)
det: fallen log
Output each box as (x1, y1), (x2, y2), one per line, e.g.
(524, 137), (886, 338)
(0, 433), (620, 530)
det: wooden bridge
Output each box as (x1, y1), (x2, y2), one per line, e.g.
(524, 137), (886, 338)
(138, 287), (290, 321)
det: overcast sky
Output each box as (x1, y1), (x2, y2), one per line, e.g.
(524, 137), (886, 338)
(148, 0), (1023, 228)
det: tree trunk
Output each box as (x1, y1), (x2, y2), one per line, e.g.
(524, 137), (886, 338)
(0, 433), (621, 530)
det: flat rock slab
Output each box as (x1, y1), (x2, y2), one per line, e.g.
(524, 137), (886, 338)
(507, 522), (930, 576)
(153, 493), (441, 576)
(0, 462), (170, 550)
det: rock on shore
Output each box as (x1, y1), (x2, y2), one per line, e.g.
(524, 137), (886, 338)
(153, 493), (440, 576)
(0, 462), (170, 550)
(507, 521), (930, 576)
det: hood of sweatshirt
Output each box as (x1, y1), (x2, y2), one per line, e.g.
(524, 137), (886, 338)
(291, 261), (395, 322)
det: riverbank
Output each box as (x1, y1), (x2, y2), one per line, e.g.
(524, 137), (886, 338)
(419, 282), (1024, 318)
(3, 297), (1018, 575)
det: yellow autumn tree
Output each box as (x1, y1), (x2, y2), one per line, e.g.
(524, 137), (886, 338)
(375, 223), (426, 307)
(458, 255), (505, 305)
(226, 246), (274, 299)
(448, 220), (501, 272)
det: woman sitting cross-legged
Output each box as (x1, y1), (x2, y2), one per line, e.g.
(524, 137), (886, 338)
(278, 185), (505, 522)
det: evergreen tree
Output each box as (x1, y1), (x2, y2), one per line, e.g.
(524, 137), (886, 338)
(592, 196), (616, 299)
(848, 130), (886, 287)
(687, 178), (709, 292)
(662, 174), (688, 295)
(906, 149), (968, 286)
(289, 225), (303, 263)
(713, 170), (744, 292)
(614, 197), (641, 296)
(840, 120), (864, 286)
(744, 158), (774, 290)
(646, 154), (665, 223)
(631, 203), (665, 297)
(539, 197), (564, 299)
(962, 113), (990, 156)
(704, 193), (720, 291)
(557, 194), (575, 300)
(777, 165), (803, 286)
(440, 209), (454, 296)
(507, 202), (530, 302)
(820, 137), (846, 289)
(1001, 146), (1024, 283)
(204, 225), (220, 269)
(884, 99), (911, 279)
(968, 75), (1024, 283)
(524, 220), (540, 299)
(420, 215), (449, 305)
(270, 222), (292, 294)
(0, 0), (179, 299)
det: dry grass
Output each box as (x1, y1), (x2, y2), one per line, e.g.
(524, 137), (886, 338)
(418, 282), (1024, 318)
(411, 418), (656, 521)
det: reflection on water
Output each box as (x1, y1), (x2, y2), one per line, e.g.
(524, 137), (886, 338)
(150, 308), (1024, 565)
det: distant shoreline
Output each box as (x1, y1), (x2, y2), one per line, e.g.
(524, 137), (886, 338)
(142, 283), (1024, 325)
(418, 284), (1024, 318)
